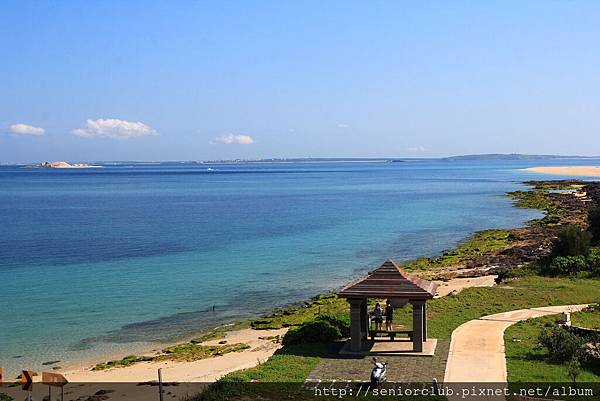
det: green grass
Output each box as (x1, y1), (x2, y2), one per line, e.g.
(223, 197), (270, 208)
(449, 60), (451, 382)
(190, 323), (242, 343)
(505, 314), (600, 386)
(404, 229), (511, 271)
(250, 294), (347, 329)
(92, 355), (155, 370)
(223, 343), (328, 382)
(92, 342), (250, 370)
(571, 309), (600, 330)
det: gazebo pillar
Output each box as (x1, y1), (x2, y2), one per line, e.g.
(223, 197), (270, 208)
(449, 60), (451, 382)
(360, 300), (368, 340)
(348, 298), (364, 352)
(423, 302), (428, 341)
(411, 300), (425, 352)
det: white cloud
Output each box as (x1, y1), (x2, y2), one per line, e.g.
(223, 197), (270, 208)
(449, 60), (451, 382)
(10, 123), (45, 136)
(72, 118), (157, 139)
(407, 145), (427, 152)
(337, 123), (349, 129)
(210, 134), (254, 145)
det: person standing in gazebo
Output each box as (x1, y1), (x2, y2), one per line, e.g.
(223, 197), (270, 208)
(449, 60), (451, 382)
(385, 299), (394, 332)
(372, 303), (383, 332)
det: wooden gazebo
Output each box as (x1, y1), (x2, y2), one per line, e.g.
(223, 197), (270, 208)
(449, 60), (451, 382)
(338, 260), (438, 353)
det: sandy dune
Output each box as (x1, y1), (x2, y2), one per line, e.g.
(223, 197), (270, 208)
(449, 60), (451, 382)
(526, 166), (600, 177)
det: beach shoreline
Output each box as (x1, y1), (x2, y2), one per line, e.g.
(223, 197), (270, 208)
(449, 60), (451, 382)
(54, 275), (496, 384)
(526, 166), (600, 177)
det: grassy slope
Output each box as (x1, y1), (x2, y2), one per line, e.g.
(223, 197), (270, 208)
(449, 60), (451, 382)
(505, 312), (600, 384)
(572, 310), (600, 329)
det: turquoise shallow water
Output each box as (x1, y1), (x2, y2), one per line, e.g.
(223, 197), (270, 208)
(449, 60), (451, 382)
(1, 158), (598, 374)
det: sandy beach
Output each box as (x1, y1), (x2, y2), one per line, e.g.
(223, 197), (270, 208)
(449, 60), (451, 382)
(526, 166), (600, 177)
(62, 327), (288, 383)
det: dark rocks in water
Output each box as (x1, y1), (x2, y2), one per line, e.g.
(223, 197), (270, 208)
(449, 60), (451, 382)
(94, 390), (115, 396)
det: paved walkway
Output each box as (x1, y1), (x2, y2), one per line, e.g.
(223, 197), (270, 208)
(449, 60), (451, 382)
(444, 304), (588, 383)
(308, 340), (449, 383)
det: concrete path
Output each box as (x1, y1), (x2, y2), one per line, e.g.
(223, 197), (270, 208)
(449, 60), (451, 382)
(444, 304), (588, 383)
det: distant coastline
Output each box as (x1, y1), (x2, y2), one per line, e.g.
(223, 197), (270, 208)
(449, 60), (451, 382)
(5, 153), (600, 167)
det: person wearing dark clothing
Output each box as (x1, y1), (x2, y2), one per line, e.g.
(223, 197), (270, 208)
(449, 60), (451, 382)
(385, 300), (394, 331)
(372, 303), (383, 331)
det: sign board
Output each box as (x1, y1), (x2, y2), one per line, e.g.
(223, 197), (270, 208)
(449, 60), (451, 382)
(21, 370), (33, 391)
(42, 371), (68, 387)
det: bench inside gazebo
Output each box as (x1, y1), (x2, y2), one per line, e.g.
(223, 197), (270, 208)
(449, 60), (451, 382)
(338, 260), (439, 356)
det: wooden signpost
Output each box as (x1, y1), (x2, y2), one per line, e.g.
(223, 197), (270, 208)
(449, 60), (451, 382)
(21, 370), (33, 401)
(21, 370), (33, 391)
(42, 371), (69, 401)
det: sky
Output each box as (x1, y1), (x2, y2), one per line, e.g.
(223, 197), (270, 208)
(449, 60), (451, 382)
(1, 1), (599, 163)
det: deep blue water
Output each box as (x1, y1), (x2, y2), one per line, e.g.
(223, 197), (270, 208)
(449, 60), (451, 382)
(1, 158), (599, 374)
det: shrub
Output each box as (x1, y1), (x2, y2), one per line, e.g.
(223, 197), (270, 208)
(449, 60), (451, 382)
(567, 357), (582, 384)
(544, 255), (588, 276)
(315, 313), (350, 337)
(587, 247), (600, 273)
(553, 225), (592, 257)
(539, 326), (587, 363)
(282, 320), (342, 346)
(589, 206), (600, 245)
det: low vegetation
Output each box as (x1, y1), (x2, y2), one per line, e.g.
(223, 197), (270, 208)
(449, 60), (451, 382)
(540, 217), (600, 277)
(92, 342), (250, 371)
(572, 305), (600, 329)
(590, 205), (600, 244)
(282, 314), (350, 345)
(505, 311), (600, 387)
(404, 229), (511, 271)
(251, 294), (347, 329)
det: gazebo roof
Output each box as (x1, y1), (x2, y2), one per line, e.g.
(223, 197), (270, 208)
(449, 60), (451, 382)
(338, 260), (438, 300)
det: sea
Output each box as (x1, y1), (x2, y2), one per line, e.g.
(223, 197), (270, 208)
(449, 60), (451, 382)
(1, 158), (599, 374)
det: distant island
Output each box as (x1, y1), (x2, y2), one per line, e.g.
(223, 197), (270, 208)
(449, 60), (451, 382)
(441, 153), (600, 161)
(198, 154), (599, 164)
(28, 161), (101, 169)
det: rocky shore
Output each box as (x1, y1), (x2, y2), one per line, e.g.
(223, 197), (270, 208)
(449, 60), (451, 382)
(408, 180), (600, 280)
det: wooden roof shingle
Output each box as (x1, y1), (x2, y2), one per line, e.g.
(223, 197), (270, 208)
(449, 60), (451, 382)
(338, 260), (438, 300)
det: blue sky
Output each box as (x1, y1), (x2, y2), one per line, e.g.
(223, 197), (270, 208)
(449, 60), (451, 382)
(1, 1), (599, 163)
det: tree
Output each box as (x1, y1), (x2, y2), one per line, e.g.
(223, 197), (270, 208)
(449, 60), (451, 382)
(553, 225), (592, 257)
(567, 357), (582, 385)
(589, 206), (600, 245)
(539, 326), (586, 362)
